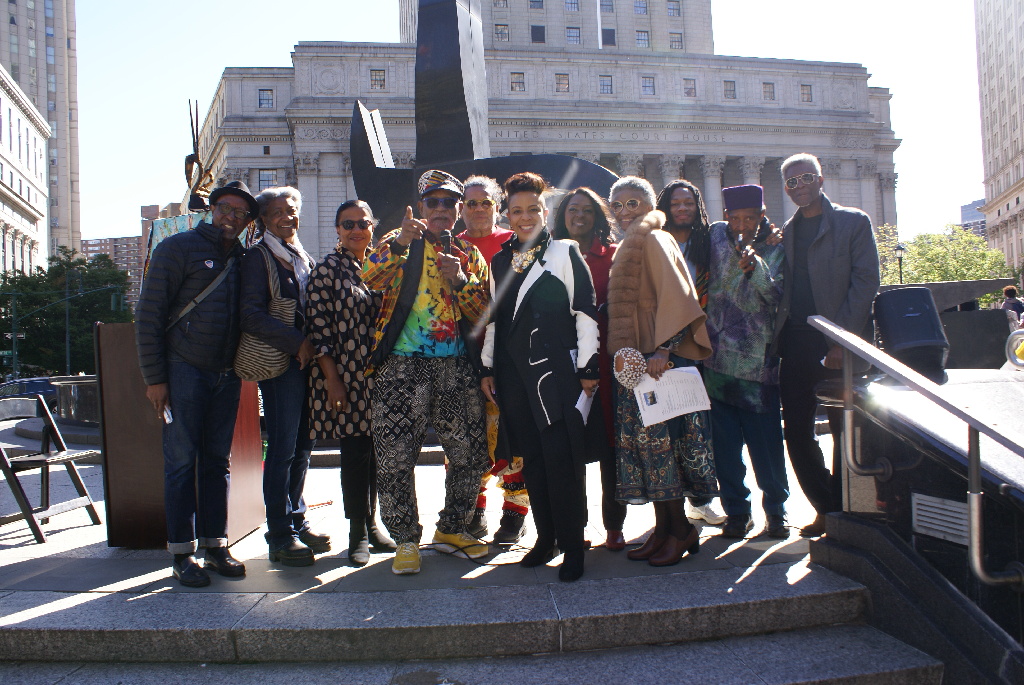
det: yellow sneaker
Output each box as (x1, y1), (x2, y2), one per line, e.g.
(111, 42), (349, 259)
(432, 530), (489, 559)
(391, 542), (421, 575)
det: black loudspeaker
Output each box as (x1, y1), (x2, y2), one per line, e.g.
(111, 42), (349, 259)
(874, 287), (949, 383)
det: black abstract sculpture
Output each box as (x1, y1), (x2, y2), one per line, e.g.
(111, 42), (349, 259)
(351, 0), (618, 234)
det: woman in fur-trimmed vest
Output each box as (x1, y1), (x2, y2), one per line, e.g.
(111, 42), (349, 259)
(606, 176), (716, 568)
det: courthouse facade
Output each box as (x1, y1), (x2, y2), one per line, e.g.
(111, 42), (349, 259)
(199, 0), (900, 259)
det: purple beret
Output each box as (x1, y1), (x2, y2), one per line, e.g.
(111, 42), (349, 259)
(722, 184), (764, 211)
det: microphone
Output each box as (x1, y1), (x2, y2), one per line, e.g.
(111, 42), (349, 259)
(440, 229), (452, 255)
(737, 232), (754, 280)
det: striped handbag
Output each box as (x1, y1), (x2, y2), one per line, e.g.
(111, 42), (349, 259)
(233, 246), (296, 382)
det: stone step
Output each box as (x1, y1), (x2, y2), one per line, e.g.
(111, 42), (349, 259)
(0, 624), (943, 684)
(0, 562), (868, 664)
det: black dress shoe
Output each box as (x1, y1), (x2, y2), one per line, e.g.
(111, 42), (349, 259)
(492, 511), (527, 544)
(204, 547), (246, 576)
(298, 529), (332, 554)
(720, 515), (754, 539)
(172, 554), (211, 588)
(269, 538), (315, 567)
(367, 522), (398, 552)
(520, 542), (559, 568)
(558, 550), (585, 582)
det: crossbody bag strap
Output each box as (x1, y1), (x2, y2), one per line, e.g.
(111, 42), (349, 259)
(165, 255), (236, 332)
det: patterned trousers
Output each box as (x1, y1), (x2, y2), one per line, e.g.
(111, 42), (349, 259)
(372, 354), (489, 544)
(474, 402), (530, 515)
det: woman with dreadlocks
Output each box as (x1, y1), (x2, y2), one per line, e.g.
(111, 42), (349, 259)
(653, 179), (727, 528)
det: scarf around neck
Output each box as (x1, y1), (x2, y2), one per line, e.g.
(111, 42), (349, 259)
(263, 230), (314, 306)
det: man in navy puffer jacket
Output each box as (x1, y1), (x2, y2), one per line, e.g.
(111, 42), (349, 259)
(135, 181), (256, 587)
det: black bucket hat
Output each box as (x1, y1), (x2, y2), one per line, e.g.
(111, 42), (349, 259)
(209, 181), (260, 219)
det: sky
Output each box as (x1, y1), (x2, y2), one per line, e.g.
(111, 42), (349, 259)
(76, 0), (981, 241)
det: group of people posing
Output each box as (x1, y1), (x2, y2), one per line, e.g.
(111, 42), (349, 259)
(136, 151), (880, 587)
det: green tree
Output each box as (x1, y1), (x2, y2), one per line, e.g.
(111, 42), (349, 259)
(898, 225), (1011, 305)
(0, 247), (133, 376)
(875, 223), (901, 286)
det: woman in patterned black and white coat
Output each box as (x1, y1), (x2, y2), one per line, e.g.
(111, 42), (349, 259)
(307, 200), (396, 566)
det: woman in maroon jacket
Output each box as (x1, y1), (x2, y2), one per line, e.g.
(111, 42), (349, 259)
(552, 187), (625, 551)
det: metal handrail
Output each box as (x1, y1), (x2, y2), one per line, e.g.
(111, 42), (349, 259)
(809, 315), (1024, 590)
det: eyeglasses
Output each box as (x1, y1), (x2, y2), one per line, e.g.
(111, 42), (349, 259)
(214, 202), (252, 220)
(610, 198), (641, 212)
(423, 197), (459, 209)
(339, 219), (374, 231)
(465, 198), (495, 209)
(785, 172), (820, 189)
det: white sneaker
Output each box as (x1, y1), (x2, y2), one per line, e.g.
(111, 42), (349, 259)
(686, 500), (727, 526)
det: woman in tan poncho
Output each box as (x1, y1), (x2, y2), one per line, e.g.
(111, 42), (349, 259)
(606, 176), (716, 568)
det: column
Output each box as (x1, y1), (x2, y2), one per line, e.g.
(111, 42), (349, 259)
(659, 154), (685, 185)
(577, 152), (601, 165)
(0, 224), (7, 272)
(857, 160), (877, 222)
(700, 155), (725, 222)
(293, 152), (323, 259)
(879, 172), (898, 227)
(739, 156), (765, 187)
(618, 154), (644, 178)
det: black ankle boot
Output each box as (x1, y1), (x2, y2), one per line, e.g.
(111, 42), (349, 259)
(558, 550), (585, 582)
(298, 529), (332, 554)
(348, 521), (370, 567)
(492, 511), (527, 544)
(467, 507), (487, 538)
(520, 542), (559, 568)
(367, 521), (397, 552)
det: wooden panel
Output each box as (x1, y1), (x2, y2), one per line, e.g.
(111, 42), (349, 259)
(95, 322), (264, 548)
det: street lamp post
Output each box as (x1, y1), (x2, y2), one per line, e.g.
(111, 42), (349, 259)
(894, 243), (907, 285)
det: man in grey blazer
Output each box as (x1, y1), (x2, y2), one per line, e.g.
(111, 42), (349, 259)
(771, 153), (880, 537)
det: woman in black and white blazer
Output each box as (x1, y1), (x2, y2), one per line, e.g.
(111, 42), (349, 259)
(480, 172), (599, 582)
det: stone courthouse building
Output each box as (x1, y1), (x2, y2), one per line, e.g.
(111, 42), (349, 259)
(198, 0), (899, 259)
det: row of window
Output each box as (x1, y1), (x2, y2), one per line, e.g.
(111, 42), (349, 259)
(258, 77), (817, 102)
(500, 24), (681, 49)
(500, 0), (681, 14)
(508, 73), (815, 102)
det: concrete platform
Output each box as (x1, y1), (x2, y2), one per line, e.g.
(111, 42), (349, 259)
(0, 430), (942, 681)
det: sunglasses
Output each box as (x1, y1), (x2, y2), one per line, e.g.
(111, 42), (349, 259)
(213, 202), (252, 220)
(339, 219), (373, 231)
(423, 197), (459, 209)
(785, 172), (820, 189)
(610, 198), (641, 212)
(465, 198), (495, 209)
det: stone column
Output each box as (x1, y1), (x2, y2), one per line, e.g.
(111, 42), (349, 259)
(857, 160), (877, 221)
(739, 156), (764, 187)
(618, 154), (644, 178)
(700, 155), (725, 222)
(0, 224), (7, 272)
(659, 154), (685, 184)
(578, 152), (601, 165)
(879, 172), (898, 227)
(293, 152), (322, 259)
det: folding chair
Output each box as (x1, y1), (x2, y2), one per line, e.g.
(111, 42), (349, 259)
(0, 395), (102, 543)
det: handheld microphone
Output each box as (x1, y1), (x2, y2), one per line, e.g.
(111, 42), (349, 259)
(737, 232), (755, 280)
(440, 229), (452, 255)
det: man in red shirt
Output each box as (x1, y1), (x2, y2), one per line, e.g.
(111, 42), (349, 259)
(456, 175), (528, 543)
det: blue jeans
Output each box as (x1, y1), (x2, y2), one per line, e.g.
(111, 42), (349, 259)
(258, 359), (315, 549)
(709, 397), (789, 518)
(163, 357), (241, 554)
